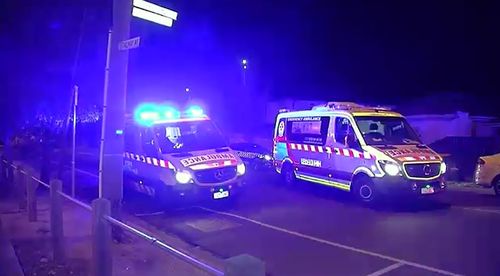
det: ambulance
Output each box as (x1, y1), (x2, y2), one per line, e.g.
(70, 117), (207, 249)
(123, 103), (246, 204)
(273, 102), (447, 202)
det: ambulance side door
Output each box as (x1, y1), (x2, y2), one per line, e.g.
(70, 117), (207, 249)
(287, 116), (331, 179)
(332, 116), (364, 185)
(124, 125), (140, 176)
(139, 127), (160, 181)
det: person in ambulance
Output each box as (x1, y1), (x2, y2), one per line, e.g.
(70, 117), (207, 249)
(123, 104), (246, 205)
(273, 102), (447, 203)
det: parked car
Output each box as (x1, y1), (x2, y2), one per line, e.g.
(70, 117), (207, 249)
(474, 153), (500, 196)
(230, 143), (273, 171)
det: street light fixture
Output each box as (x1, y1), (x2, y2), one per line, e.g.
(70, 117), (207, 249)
(132, 0), (178, 27)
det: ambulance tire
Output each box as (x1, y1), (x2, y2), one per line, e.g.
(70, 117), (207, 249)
(352, 175), (377, 203)
(281, 163), (296, 186)
(493, 175), (500, 196)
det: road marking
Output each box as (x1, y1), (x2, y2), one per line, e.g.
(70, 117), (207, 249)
(134, 211), (165, 217)
(366, 262), (404, 276)
(196, 207), (462, 276)
(456, 207), (500, 215)
(186, 218), (241, 233)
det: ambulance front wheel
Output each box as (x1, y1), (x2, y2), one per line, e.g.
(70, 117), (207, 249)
(353, 175), (377, 203)
(282, 163), (296, 186)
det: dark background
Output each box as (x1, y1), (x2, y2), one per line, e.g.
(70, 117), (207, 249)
(1, 0), (499, 135)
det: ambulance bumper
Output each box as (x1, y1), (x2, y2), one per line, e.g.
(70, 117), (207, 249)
(373, 176), (446, 196)
(172, 178), (245, 200)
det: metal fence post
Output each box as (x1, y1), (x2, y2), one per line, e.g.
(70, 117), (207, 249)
(224, 254), (265, 276)
(15, 165), (26, 210)
(50, 179), (65, 263)
(7, 161), (14, 186)
(0, 157), (7, 195)
(92, 198), (112, 276)
(26, 168), (38, 222)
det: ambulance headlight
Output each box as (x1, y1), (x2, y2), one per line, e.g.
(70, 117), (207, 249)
(440, 162), (447, 174)
(175, 171), (192, 184)
(379, 161), (400, 176)
(237, 163), (246, 176)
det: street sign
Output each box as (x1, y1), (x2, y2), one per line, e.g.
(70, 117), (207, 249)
(118, 36), (141, 51)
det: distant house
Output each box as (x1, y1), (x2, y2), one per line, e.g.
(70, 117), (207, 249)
(406, 111), (500, 144)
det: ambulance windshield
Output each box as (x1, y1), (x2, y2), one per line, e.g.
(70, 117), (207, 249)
(354, 116), (421, 146)
(153, 120), (227, 153)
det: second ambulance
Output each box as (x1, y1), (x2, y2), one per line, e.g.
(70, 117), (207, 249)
(273, 102), (447, 202)
(123, 103), (246, 204)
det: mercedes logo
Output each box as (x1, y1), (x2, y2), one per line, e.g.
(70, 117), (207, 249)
(423, 164), (431, 176)
(214, 170), (224, 180)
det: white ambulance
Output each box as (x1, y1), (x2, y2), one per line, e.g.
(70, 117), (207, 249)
(273, 102), (447, 202)
(123, 104), (246, 204)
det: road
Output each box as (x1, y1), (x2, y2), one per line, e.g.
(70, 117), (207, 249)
(54, 157), (500, 276)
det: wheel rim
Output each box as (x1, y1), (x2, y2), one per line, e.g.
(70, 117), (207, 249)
(359, 185), (373, 200)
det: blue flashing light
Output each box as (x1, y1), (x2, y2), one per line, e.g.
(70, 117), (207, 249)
(162, 106), (181, 120)
(134, 103), (161, 126)
(139, 111), (160, 120)
(134, 103), (206, 126)
(186, 105), (204, 117)
(115, 129), (124, 135)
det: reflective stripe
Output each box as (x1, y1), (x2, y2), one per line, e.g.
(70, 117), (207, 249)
(159, 160), (166, 167)
(296, 173), (350, 191)
(152, 158), (159, 166)
(287, 143), (374, 160)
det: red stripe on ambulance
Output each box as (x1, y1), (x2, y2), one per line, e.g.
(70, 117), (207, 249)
(287, 143), (373, 160)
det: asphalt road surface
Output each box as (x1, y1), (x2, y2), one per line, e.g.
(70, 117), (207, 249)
(52, 157), (500, 276)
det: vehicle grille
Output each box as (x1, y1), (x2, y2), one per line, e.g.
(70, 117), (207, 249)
(194, 166), (237, 184)
(404, 163), (440, 178)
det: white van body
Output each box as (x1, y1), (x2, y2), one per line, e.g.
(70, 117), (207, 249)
(124, 115), (246, 202)
(273, 102), (446, 201)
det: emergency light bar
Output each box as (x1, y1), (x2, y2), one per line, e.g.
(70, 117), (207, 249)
(134, 104), (206, 126)
(311, 102), (392, 111)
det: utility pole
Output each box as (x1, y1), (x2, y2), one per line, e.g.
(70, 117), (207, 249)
(98, 0), (132, 226)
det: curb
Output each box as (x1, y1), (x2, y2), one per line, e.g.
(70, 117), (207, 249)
(0, 217), (24, 276)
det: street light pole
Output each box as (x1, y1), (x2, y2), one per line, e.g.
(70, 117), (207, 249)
(242, 59), (248, 87)
(71, 85), (78, 198)
(98, 0), (132, 224)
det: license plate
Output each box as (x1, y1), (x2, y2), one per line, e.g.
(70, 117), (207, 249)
(213, 190), (229, 199)
(421, 187), (435, 194)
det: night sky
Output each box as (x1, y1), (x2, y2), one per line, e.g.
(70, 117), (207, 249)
(1, 0), (499, 132)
